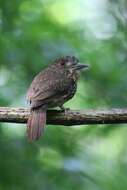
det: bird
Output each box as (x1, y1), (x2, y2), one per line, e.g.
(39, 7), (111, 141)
(27, 56), (89, 141)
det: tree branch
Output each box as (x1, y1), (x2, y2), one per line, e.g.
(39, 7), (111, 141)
(0, 107), (127, 125)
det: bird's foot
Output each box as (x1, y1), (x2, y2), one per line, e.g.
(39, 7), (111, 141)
(59, 105), (70, 114)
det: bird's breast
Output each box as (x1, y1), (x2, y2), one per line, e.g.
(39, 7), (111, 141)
(48, 79), (77, 108)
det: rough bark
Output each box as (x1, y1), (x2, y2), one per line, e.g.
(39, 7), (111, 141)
(0, 107), (127, 125)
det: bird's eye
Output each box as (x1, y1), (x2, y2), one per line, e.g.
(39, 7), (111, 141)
(60, 59), (65, 66)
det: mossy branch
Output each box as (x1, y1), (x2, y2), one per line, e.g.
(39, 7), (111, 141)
(0, 107), (127, 125)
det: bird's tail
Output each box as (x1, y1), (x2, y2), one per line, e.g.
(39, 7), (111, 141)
(27, 109), (46, 141)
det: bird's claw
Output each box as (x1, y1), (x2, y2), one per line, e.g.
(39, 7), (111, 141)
(59, 106), (70, 114)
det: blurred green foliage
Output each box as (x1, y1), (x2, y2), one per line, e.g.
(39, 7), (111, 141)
(0, 0), (127, 189)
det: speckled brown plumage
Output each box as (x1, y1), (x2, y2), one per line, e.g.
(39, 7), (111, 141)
(27, 56), (89, 140)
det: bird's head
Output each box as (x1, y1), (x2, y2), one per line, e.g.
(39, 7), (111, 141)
(55, 56), (89, 74)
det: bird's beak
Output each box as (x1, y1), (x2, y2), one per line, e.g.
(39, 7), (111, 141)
(73, 63), (89, 70)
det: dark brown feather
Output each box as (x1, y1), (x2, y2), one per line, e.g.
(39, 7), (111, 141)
(27, 109), (46, 141)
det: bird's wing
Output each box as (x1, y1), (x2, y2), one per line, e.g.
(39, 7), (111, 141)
(27, 69), (71, 102)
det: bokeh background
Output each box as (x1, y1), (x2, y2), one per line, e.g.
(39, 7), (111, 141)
(0, 0), (127, 189)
